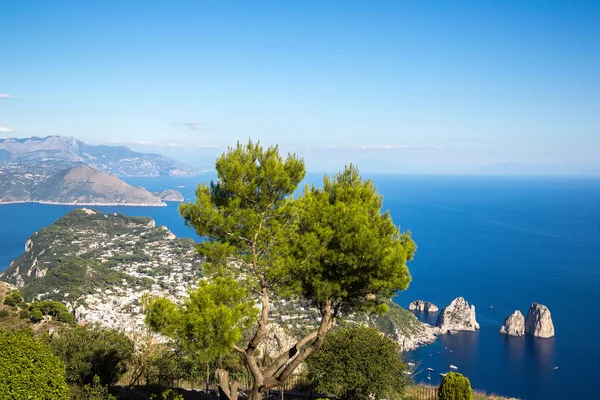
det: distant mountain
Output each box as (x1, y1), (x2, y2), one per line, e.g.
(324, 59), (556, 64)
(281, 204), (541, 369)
(0, 163), (180, 206)
(0, 136), (202, 177)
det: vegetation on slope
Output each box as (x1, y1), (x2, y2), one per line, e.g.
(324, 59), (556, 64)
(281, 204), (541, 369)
(0, 208), (202, 303)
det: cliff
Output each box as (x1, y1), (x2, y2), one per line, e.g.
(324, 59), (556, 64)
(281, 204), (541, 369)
(436, 297), (480, 333)
(409, 300), (439, 312)
(525, 302), (555, 338)
(500, 310), (525, 336)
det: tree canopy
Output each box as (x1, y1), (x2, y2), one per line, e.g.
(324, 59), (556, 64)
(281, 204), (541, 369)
(144, 276), (258, 362)
(149, 140), (416, 400)
(294, 164), (415, 315)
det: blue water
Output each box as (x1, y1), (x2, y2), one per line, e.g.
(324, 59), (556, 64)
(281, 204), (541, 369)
(1, 174), (599, 400)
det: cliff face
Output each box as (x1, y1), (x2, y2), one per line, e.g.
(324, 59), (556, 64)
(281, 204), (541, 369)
(363, 301), (440, 351)
(409, 300), (439, 312)
(0, 164), (165, 206)
(525, 303), (555, 338)
(436, 297), (480, 333)
(500, 310), (525, 336)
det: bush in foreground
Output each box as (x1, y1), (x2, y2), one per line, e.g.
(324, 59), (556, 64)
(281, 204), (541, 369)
(438, 372), (473, 400)
(307, 325), (408, 400)
(0, 329), (69, 399)
(44, 323), (134, 386)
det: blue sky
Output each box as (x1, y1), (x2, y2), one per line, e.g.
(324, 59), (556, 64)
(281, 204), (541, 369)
(1, 1), (599, 173)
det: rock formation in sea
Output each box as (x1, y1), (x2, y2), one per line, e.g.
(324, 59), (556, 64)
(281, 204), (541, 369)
(500, 310), (525, 336)
(436, 297), (480, 333)
(409, 300), (439, 312)
(525, 302), (555, 338)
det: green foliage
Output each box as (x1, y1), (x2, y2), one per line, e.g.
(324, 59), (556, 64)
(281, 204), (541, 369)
(30, 300), (69, 317)
(21, 259), (136, 303)
(0, 310), (9, 318)
(363, 300), (423, 337)
(150, 389), (184, 400)
(70, 375), (117, 400)
(58, 311), (74, 324)
(144, 276), (258, 361)
(179, 139), (306, 287)
(44, 323), (134, 386)
(31, 309), (44, 322)
(295, 165), (416, 314)
(3, 289), (23, 306)
(19, 310), (31, 319)
(438, 372), (473, 400)
(0, 329), (69, 399)
(307, 325), (408, 400)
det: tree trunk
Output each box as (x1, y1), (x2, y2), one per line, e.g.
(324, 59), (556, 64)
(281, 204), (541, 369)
(216, 368), (239, 400)
(249, 386), (262, 400)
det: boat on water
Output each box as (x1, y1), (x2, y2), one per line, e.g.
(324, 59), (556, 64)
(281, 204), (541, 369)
(449, 365), (458, 370)
(440, 373), (447, 377)
(177, 185), (185, 188)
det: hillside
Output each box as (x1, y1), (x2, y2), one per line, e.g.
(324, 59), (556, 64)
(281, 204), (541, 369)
(0, 209), (432, 349)
(0, 163), (181, 206)
(0, 136), (201, 177)
(0, 209), (203, 331)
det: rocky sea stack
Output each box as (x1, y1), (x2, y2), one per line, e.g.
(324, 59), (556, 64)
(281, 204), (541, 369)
(436, 297), (479, 333)
(525, 302), (555, 338)
(409, 300), (439, 312)
(500, 310), (525, 336)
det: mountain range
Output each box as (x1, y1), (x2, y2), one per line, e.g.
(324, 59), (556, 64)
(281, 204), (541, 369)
(0, 136), (202, 177)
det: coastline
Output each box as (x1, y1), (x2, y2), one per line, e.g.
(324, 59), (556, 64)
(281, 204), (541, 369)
(0, 200), (168, 207)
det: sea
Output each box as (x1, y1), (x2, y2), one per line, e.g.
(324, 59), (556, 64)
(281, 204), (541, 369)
(1, 174), (599, 400)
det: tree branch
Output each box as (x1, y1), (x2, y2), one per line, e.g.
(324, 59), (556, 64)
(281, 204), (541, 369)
(233, 345), (246, 354)
(263, 329), (319, 378)
(263, 300), (335, 389)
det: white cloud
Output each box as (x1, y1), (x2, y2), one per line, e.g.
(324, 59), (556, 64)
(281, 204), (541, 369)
(290, 144), (439, 154)
(181, 121), (209, 131)
(106, 139), (224, 149)
(0, 127), (14, 133)
(0, 94), (11, 99)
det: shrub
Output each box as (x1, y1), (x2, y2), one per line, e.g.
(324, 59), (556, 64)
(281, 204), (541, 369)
(19, 310), (31, 320)
(30, 300), (69, 318)
(150, 389), (184, 400)
(70, 375), (117, 400)
(438, 372), (473, 400)
(58, 311), (74, 324)
(307, 325), (408, 400)
(44, 323), (134, 386)
(31, 309), (44, 322)
(0, 329), (69, 399)
(0, 310), (9, 318)
(3, 290), (23, 307)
